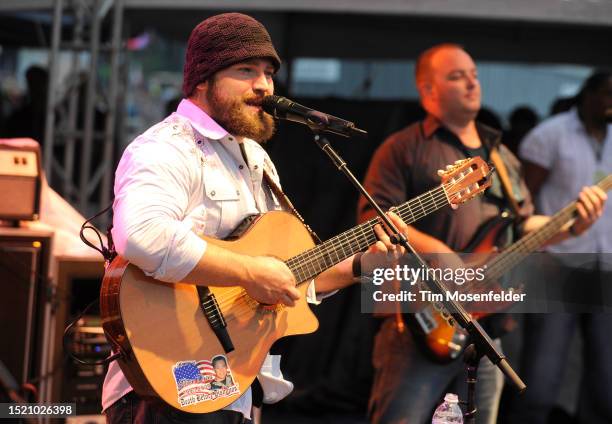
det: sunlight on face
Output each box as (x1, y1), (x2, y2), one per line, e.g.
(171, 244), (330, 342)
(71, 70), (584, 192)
(205, 59), (277, 142)
(428, 47), (481, 120)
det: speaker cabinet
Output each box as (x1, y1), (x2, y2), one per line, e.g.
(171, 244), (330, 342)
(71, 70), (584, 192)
(0, 227), (52, 388)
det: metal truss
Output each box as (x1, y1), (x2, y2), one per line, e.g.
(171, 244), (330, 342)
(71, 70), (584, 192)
(43, 0), (125, 224)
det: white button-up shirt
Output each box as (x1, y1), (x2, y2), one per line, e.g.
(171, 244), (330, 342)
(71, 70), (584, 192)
(519, 108), (612, 267)
(103, 99), (322, 417)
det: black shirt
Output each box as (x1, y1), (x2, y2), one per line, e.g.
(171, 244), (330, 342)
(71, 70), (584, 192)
(358, 114), (533, 251)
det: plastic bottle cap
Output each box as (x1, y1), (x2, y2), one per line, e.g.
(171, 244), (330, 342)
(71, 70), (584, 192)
(444, 393), (459, 403)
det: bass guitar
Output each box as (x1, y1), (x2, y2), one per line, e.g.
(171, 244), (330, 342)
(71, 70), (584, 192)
(406, 173), (612, 363)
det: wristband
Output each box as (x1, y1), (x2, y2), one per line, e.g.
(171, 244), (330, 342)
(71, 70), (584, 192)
(352, 252), (364, 278)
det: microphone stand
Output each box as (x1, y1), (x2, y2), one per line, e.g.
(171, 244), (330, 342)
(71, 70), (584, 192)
(463, 344), (481, 424)
(311, 131), (526, 421)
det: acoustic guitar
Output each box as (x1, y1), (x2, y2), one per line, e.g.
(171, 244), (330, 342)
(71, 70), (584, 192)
(100, 157), (491, 413)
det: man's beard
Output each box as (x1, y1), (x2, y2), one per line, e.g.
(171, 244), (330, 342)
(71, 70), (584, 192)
(207, 84), (276, 143)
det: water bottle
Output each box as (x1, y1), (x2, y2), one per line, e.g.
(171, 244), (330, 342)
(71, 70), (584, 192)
(432, 393), (463, 424)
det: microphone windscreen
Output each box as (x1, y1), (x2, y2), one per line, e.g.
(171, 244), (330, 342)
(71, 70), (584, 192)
(261, 95), (283, 115)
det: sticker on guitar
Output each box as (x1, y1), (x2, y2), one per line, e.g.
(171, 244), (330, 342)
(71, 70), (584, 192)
(172, 355), (240, 407)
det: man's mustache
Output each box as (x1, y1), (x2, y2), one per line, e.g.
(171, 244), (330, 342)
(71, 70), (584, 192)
(243, 95), (265, 107)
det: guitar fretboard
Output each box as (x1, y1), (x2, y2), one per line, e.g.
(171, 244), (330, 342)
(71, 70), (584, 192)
(286, 184), (450, 283)
(486, 174), (612, 279)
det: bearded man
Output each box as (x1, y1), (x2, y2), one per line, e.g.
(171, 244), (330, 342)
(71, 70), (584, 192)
(102, 13), (406, 424)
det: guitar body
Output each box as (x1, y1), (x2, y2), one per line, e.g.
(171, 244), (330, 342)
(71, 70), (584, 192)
(101, 211), (319, 413)
(99, 157), (494, 410)
(404, 215), (514, 363)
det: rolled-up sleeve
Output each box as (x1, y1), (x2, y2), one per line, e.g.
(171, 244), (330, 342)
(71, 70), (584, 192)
(519, 125), (557, 170)
(306, 280), (338, 305)
(112, 137), (206, 282)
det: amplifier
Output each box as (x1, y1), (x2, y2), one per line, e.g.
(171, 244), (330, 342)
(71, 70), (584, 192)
(0, 139), (42, 221)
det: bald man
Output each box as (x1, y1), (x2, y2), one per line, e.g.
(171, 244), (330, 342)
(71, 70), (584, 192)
(358, 44), (606, 424)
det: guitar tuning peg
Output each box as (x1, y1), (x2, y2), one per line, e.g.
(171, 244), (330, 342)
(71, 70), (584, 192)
(455, 159), (463, 164)
(437, 169), (445, 176)
(446, 165), (453, 170)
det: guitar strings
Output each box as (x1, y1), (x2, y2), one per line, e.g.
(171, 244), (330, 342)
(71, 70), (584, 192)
(281, 167), (485, 281)
(208, 172), (480, 314)
(202, 188), (455, 325)
(467, 205), (577, 295)
(208, 171), (503, 326)
(467, 176), (612, 294)
(206, 180), (468, 322)
(211, 186), (451, 309)
(418, 177), (612, 347)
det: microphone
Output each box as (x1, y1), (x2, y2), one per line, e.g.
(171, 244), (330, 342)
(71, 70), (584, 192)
(262, 95), (367, 138)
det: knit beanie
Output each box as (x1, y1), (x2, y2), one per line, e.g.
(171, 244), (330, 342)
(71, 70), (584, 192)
(182, 13), (281, 97)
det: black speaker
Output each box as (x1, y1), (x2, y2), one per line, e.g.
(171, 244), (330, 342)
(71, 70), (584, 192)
(0, 228), (52, 388)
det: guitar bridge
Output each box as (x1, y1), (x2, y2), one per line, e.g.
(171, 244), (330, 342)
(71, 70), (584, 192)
(197, 286), (235, 353)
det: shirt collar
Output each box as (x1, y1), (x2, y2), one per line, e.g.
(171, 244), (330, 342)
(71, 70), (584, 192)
(175, 98), (266, 168)
(420, 113), (501, 149)
(176, 98), (228, 141)
(566, 107), (586, 134)
(421, 113), (443, 139)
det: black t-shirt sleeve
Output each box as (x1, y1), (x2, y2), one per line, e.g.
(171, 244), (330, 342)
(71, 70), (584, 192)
(357, 131), (414, 223)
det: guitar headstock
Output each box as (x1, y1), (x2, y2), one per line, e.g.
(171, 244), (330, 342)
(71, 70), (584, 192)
(438, 157), (493, 207)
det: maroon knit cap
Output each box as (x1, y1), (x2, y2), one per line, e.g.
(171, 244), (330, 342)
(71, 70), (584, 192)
(182, 13), (281, 97)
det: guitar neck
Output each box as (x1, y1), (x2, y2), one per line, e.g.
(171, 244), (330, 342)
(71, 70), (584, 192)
(286, 184), (450, 283)
(486, 174), (612, 279)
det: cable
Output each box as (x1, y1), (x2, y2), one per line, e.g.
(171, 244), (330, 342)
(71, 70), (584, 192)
(79, 202), (116, 263)
(62, 298), (120, 366)
(61, 203), (121, 366)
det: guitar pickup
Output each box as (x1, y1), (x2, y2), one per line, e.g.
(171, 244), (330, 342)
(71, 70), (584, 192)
(415, 310), (438, 334)
(197, 286), (235, 353)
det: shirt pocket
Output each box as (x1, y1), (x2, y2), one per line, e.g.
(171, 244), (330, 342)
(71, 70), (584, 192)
(202, 164), (240, 238)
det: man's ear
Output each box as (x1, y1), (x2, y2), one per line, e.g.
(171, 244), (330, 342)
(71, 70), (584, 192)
(417, 81), (434, 101)
(195, 80), (209, 94)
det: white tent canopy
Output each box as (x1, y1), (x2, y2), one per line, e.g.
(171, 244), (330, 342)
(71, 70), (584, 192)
(2, 0), (612, 27)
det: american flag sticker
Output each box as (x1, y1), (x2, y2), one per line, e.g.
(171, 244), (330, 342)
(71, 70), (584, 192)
(172, 355), (240, 407)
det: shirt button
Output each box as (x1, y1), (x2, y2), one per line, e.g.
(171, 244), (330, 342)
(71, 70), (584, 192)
(210, 191), (216, 196)
(254, 165), (259, 170)
(228, 136), (234, 141)
(236, 190), (240, 195)
(239, 165), (244, 170)
(197, 140), (202, 144)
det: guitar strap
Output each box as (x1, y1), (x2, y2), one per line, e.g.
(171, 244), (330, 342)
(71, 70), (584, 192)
(489, 147), (522, 219)
(262, 169), (322, 244)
